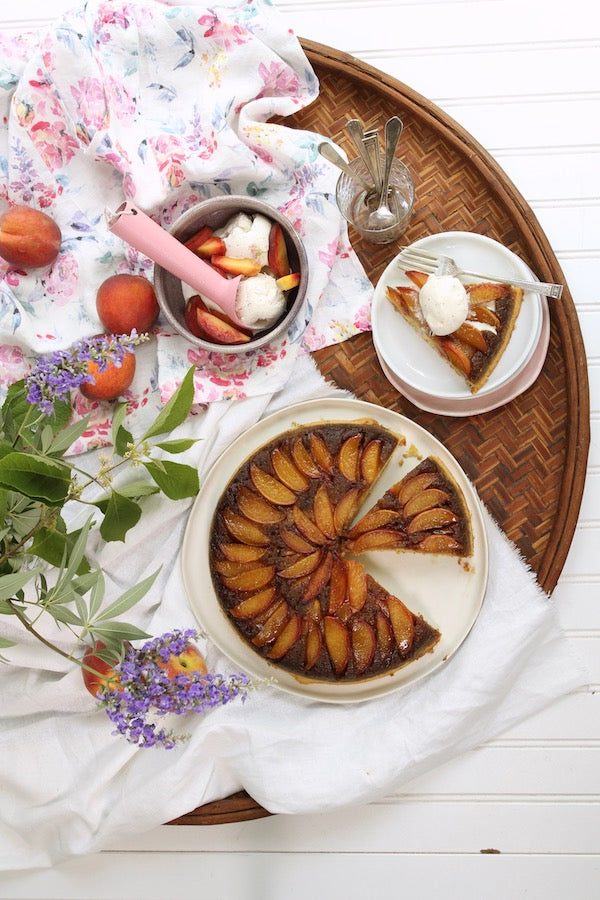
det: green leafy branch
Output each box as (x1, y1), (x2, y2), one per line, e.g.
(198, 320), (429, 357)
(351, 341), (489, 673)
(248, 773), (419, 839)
(0, 365), (199, 667)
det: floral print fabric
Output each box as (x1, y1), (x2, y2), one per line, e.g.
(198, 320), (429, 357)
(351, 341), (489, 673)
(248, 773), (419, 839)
(0, 0), (373, 450)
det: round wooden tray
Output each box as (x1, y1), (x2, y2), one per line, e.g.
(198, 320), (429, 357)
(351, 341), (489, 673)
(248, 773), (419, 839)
(168, 39), (590, 827)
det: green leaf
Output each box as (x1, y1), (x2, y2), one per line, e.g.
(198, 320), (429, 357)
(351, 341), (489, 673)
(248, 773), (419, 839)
(0, 453), (71, 506)
(114, 425), (134, 458)
(99, 491), (142, 543)
(30, 524), (91, 574)
(141, 365), (196, 440)
(0, 636), (17, 649)
(71, 570), (103, 597)
(50, 605), (83, 626)
(153, 438), (197, 454)
(44, 518), (94, 606)
(2, 381), (72, 448)
(91, 622), (151, 641)
(94, 568), (160, 623)
(87, 569), (106, 620)
(92, 479), (159, 513)
(0, 569), (40, 602)
(0, 440), (14, 461)
(111, 402), (127, 446)
(143, 460), (199, 500)
(46, 415), (91, 457)
(40, 424), (54, 454)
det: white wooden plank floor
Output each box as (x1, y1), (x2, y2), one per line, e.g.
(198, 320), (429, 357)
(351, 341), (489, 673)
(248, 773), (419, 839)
(1, 0), (598, 896)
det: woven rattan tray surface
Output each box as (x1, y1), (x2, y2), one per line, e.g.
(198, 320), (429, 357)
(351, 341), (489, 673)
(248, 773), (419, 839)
(168, 40), (590, 827)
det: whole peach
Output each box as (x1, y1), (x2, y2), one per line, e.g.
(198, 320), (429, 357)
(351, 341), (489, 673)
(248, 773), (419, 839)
(96, 273), (159, 335)
(82, 640), (131, 698)
(158, 641), (208, 680)
(0, 205), (61, 268)
(80, 350), (136, 401)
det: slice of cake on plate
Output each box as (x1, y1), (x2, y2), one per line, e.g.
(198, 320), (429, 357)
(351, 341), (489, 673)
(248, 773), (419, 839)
(386, 269), (523, 393)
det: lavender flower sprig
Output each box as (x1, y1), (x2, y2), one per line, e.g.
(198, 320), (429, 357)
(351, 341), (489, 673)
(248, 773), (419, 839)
(25, 332), (149, 415)
(99, 629), (251, 749)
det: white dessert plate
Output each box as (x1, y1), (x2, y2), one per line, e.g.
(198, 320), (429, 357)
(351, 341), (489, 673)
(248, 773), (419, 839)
(375, 292), (550, 416)
(181, 397), (489, 704)
(372, 232), (544, 401)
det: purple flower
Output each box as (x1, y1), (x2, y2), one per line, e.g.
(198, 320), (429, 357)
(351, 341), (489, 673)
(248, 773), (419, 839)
(25, 331), (147, 414)
(99, 629), (251, 749)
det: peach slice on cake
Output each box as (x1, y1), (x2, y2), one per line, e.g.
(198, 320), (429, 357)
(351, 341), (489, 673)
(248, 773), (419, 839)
(237, 486), (286, 525)
(323, 616), (351, 675)
(313, 484), (337, 540)
(230, 587), (277, 620)
(219, 543), (267, 563)
(267, 613), (302, 659)
(222, 509), (269, 546)
(292, 505), (328, 546)
(304, 550), (333, 601)
(221, 565), (276, 592)
(250, 464), (297, 506)
(252, 600), (290, 647)
(338, 433), (362, 482)
(304, 620), (323, 671)
(278, 549), (322, 579)
(291, 439), (322, 479)
(351, 619), (376, 675)
(309, 433), (335, 474)
(271, 447), (310, 492)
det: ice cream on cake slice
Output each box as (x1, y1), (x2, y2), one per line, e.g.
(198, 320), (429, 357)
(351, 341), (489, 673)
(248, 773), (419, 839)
(386, 269), (523, 393)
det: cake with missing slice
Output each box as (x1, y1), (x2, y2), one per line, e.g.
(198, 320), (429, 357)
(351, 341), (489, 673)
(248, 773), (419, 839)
(209, 422), (473, 683)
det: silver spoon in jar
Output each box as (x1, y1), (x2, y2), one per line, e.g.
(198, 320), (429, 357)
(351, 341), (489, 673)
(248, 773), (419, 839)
(367, 116), (404, 229)
(318, 141), (372, 192)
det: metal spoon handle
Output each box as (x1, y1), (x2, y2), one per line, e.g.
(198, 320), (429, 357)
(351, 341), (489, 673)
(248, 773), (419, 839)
(379, 116), (403, 206)
(346, 119), (378, 185)
(362, 130), (382, 194)
(318, 142), (371, 191)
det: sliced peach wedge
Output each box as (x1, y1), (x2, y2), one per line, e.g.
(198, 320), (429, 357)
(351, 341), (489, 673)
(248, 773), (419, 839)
(211, 255), (261, 277)
(338, 433), (362, 483)
(323, 616), (351, 675)
(271, 447), (310, 492)
(267, 613), (302, 659)
(195, 308), (251, 345)
(230, 587), (277, 620)
(250, 463), (297, 506)
(351, 619), (376, 675)
(237, 485), (286, 525)
(291, 439), (322, 479)
(276, 272), (300, 292)
(267, 222), (290, 279)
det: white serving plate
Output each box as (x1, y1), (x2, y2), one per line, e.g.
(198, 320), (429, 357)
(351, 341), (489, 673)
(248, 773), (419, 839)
(181, 397), (489, 703)
(372, 231), (545, 401)
(375, 292), (550, 416)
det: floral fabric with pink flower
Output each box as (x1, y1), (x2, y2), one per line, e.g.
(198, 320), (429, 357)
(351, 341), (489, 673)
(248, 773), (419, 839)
(0, 0), (372, 451)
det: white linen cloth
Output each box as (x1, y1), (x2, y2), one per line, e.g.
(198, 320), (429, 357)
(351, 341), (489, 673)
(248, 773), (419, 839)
(0, 0), (587, 873)
(0, 352), (587, 870)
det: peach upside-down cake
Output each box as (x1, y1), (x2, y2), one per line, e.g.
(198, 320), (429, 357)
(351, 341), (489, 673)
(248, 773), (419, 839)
(209, 422), (473, 683)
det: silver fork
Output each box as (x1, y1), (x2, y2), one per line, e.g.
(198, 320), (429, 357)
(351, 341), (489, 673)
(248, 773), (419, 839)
(398, 246), (563, 299)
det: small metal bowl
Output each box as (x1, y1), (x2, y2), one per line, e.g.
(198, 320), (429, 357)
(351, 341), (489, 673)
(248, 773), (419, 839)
(154, 196), (308, 353)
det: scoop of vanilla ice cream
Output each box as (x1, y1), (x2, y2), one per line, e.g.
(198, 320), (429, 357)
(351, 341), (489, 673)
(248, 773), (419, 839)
(418, 274), (468, 336)
(235, 272), (286, 329)
(216, 213), (272, 266)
